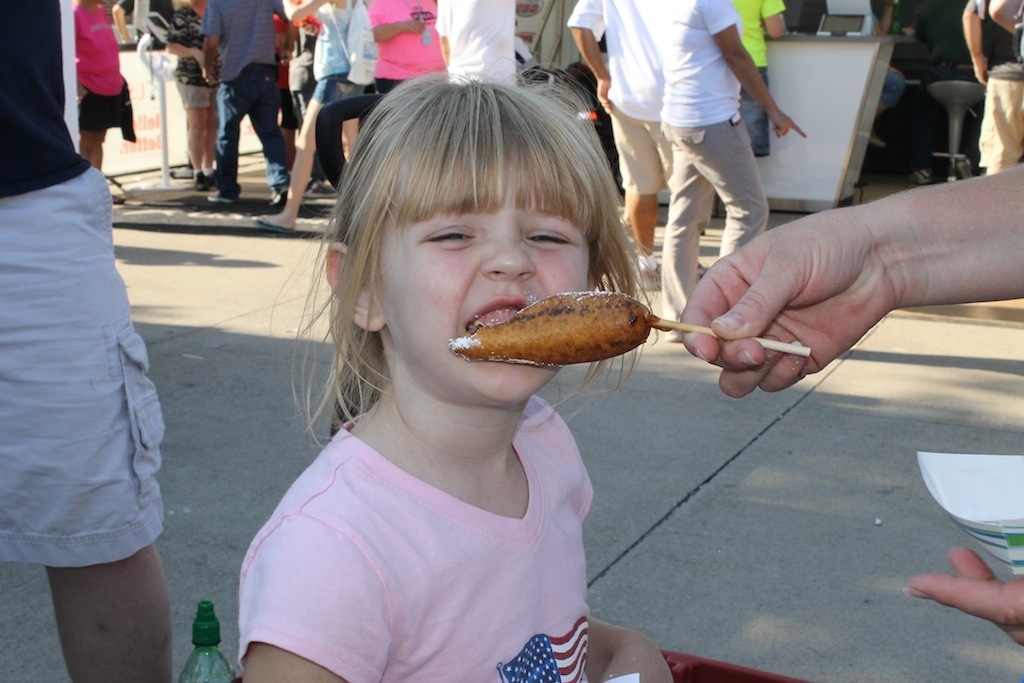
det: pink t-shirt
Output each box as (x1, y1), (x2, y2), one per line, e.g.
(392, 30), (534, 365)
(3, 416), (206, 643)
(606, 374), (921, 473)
(74, 4), (123, 96)
(368, 0), (446, 80)
(238, 396), (593, 682)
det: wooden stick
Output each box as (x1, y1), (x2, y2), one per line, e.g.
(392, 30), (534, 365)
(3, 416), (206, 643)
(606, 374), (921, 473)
(649, 317), (811, 358)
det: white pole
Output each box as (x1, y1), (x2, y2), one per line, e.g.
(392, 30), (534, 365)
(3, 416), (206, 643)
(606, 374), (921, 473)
(60, 0), (78, 148)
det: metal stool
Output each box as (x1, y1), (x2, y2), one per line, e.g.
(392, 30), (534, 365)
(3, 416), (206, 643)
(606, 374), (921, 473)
(926, 80), (986, 182)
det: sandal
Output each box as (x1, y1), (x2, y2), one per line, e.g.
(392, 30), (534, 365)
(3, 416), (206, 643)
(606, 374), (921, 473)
(253, 216), (295, 233)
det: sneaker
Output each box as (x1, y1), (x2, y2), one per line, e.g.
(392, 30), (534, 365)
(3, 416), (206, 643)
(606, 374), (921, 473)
(955, 158), (973, 180)
(207, 192), (237, 204)
(269, 190), (288, 208)
(171, 165), (194, 180)
(907, 168), (933, 186)
(194, 171), (211, 192)
(303, 179), (335, 199)
(638, 253), (660, 288)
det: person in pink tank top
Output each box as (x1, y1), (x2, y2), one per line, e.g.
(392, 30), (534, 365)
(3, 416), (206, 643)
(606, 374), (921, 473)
(74, 0), (129, 171)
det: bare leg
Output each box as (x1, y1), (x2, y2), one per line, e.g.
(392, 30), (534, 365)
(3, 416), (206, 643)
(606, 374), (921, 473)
(201, 105), (218, 171)
(259, 97), (325, 230)
(341, 118), (359, 162)
(185, 107), (205, 171)
(47, 544), (172, 683)
(79, 130), (107, 170)
(257, 100), (358, 231)
(283, 127), (296, 171)
(624, 190), (659, 256)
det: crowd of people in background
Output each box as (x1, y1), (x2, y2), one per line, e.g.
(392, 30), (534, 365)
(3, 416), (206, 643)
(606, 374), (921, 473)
(86, 0), (1024, 257)
(88, 0), (1024, 194)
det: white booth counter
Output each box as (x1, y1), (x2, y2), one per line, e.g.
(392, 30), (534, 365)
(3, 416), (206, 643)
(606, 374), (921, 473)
(758, 34), (898, 212)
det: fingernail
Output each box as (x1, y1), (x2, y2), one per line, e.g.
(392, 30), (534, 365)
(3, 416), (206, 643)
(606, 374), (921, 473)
(738, 349), (756, 367)
(714, 312), (744, 332)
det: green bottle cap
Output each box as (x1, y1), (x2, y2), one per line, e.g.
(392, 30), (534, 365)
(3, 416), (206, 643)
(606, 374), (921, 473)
(191, 600), (222, 647)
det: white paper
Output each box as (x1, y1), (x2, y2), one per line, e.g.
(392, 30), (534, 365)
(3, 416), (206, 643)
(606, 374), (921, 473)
(918, 452), (1024, 574)
(605, 675), (640, 683)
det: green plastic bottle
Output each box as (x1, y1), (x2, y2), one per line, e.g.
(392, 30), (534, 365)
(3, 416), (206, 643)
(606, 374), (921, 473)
(890, 0), (902, 35)
(178, 600), (235, 683)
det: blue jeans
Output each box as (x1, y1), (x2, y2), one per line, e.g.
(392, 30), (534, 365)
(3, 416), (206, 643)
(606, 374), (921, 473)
(880, 70), (906, 109)
(739, 67), (771, 157)
(214, 64), (290, 199)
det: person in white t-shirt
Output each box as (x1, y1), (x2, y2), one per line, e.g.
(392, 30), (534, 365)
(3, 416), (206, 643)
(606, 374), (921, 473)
(435, 0), (517, 83)
(568, 0), (673, 282)
(658, 0), (804, 340)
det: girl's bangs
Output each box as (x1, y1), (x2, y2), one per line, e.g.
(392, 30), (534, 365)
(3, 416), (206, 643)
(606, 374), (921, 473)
(379, 84), (613, 240)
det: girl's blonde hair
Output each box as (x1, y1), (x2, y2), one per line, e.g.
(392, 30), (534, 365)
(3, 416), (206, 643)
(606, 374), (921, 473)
(313, 74), (639, 426)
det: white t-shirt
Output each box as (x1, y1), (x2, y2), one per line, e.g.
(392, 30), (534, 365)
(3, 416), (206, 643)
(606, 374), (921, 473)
(567, 0), (668, 121)
(661, 0), (743, 128)
(435, 0), (517, 83)
(238, 396), (594, 682)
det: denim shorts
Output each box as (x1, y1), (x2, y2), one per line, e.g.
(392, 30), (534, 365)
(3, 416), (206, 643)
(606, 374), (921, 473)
(0, 168), (165, 566)
(313, 74), (360, 104)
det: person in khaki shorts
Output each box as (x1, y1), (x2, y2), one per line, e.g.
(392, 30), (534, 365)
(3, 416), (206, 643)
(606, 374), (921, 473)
(964, 0), (1024, 175)
(569, 0), (672, 282)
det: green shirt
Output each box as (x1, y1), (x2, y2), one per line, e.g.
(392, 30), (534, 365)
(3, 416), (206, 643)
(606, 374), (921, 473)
(732, 0), (786, 67)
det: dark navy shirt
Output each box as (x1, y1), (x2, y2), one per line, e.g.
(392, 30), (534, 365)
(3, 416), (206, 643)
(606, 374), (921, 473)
(1, 1), (91, 199)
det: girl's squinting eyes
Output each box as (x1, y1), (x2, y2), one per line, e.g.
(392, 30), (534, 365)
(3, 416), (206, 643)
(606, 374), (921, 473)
(528, 232), (572, 245)
(427, 230), (471, 243)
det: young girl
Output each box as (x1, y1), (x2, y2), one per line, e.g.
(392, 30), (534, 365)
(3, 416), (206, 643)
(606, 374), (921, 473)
(238, 75), (672, 683)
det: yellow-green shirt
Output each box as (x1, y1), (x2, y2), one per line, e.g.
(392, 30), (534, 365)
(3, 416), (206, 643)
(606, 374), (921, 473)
(732, 0), (786, 67)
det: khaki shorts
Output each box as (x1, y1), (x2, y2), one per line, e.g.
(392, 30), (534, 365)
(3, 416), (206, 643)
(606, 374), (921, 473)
(0, 169), (165, 567)
(176, 81), (216, 109)
(610, 109), (672, 195)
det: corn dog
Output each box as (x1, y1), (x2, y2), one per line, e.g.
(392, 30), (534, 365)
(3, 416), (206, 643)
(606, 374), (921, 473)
(449, 292), (649, 366)
(448, 291), (810, 366)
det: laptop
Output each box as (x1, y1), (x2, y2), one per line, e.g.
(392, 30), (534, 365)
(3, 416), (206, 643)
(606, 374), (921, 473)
(816, 13), (870, 34)
(817, 0), (874, 34)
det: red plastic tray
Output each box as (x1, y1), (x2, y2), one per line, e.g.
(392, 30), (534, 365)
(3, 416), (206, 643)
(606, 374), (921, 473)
(662, 649), (811, 683)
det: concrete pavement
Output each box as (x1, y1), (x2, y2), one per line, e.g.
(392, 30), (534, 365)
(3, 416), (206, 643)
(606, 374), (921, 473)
(3, 160), (1024, 681)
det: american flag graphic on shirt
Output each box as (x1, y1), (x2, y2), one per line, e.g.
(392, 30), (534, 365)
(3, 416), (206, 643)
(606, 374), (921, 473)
(497, 616), (588, 683)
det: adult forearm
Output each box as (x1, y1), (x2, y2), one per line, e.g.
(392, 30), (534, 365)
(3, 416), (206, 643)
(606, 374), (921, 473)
(202, 36), (220, 84)
(112, 5), (132, 42)
(570, 27), (610, 81)
(859, 167), (1024, 308)
(166, 42), (201, 60)
(724, 51), (777, 113)
(373, 21), (418, 43)
(283, 0), (330, 23)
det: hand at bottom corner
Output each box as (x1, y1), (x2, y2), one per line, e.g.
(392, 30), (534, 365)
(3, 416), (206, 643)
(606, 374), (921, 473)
(906, 546), (1024, 646)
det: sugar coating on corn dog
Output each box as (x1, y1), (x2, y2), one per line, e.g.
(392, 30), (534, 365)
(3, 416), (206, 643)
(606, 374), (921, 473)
(449, 291), (651, 366)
